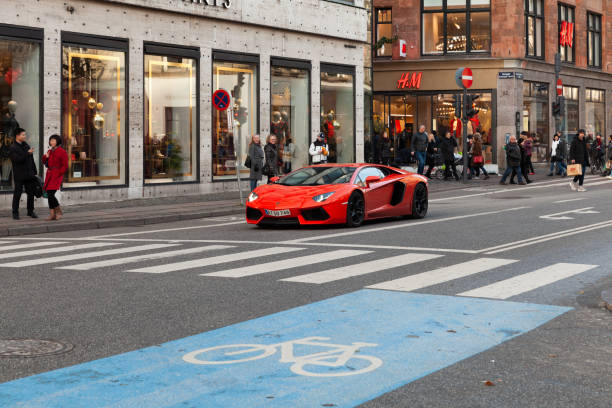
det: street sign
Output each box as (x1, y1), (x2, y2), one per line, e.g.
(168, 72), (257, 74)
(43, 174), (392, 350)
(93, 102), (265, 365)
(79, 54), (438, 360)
(498, 72), (515, 79)
(455, 67), (473, 89)
(556, 78), (563, 96)
(213, 89), (230, 111)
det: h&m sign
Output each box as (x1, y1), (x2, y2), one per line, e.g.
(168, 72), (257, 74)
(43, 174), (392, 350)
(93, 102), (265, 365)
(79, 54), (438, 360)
(183, 0), (231, 8)
(397, 72), (423, 89)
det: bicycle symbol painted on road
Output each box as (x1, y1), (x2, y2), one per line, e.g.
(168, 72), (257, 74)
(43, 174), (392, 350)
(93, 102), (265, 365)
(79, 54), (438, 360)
(182, 336), (383, 377)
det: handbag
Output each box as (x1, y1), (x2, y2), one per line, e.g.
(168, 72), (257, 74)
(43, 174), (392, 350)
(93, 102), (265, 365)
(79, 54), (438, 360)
(472, 155), (484, 165)
(244, 155), (252, 169)
(567, 163), (582, 176)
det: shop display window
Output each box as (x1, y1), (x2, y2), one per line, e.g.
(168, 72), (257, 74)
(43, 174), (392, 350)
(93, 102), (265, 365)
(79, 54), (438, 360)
(144, 53), (197, 184)
(522, 81), (549, 162)
(562, 85), (579, 143)
(61, 43), (126, 186)
(0, 35), (41, 192)
(212, 58), (258, 180)
(320, 66), (355, 164)
(388, 95), (416, 164)
(270, 63), (310, 173)
(585, 89), (604, 138)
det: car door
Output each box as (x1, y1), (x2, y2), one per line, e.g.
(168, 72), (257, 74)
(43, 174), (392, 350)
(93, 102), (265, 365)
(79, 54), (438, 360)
(356, 167), (394, 217)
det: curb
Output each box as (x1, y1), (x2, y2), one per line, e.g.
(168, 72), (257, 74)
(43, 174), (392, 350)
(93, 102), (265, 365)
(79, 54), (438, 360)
(2, 206), (244, 237)
(601, 289), (612, 313)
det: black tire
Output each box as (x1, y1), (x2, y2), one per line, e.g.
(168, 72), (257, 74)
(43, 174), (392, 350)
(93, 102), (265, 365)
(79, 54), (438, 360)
(410, 183), (428, 219)
(346, 191), (365, 228)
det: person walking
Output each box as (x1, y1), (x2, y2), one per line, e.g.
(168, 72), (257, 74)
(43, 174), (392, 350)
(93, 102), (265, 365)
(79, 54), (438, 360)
(309, 132), (329, 164)
(378, 131), (394, 166)
(9, 127), (38, 220)
(411, 125), (428, 175)
(281, 136), (295, 174)
(524, 134), (535, 175)
(470, 134), (489, 180)
(500, 135), (525, 185)
(42, 134), (68, 221)
(569, 129), (589, 191)
(548, 132), (567, 177)
(510, 132), (532, 184)
(247, 134), (264, 191)
(424, 132), (439, 179)
(440, 131), (459, 181)
(264, 134), (280, 183)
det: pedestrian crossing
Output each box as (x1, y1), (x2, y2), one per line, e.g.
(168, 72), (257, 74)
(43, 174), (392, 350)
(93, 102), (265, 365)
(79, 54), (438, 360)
(0, 240), (601, 301)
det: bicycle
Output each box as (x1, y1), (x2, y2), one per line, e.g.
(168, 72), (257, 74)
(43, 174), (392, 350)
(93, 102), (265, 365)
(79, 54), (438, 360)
(182, 336), (383, 377)
(590, 149), (604, 175)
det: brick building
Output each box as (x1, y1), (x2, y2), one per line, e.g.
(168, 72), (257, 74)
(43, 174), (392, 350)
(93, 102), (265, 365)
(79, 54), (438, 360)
(0, 0), (367, 209)
(370, 0), (612, 169)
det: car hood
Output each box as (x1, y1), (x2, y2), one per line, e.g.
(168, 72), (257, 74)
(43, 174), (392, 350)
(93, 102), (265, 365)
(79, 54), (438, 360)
(252, 184), (344, 208)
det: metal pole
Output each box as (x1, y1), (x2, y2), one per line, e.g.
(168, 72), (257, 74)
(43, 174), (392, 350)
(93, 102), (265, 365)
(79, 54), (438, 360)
(236, 134), (244, 205)
(462, 88), (468, 183)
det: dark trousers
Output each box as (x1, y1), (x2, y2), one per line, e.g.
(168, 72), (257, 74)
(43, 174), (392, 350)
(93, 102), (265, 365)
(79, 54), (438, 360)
(472, 164), (488, 177)
(573, 162), (586, 186)
(12, 180), (34, 214)
(47, 190), (59, 209)
(510, 160), (531, 183)
(443, 159), (459, 180)
(526, 155), (534, 173)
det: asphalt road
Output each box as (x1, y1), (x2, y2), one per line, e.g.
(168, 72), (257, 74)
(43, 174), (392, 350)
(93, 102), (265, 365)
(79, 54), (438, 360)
(1, 175), (611, 407)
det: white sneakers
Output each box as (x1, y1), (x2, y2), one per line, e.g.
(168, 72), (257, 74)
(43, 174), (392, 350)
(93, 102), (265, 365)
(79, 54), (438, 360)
(577, 186), (587, 192)
(569, 181), (577, 191)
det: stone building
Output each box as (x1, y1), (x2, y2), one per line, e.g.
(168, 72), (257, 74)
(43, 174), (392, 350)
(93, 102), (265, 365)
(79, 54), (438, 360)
(371, 0), (612, 169)
(0, 0), (367, 208)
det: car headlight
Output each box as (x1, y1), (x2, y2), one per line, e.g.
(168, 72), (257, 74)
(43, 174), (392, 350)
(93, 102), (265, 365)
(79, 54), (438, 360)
(248, 192), (259, 202)
(312, 192), (335, 202)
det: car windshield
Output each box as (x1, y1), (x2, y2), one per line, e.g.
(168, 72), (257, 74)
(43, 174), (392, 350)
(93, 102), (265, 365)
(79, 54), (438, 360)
(278, 167), (356, 186)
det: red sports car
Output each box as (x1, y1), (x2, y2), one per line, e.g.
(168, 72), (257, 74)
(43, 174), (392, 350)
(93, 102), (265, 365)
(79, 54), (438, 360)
(246, 164), (428, 227)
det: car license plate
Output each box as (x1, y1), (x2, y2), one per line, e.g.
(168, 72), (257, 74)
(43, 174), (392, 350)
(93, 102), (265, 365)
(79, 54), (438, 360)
(264, 209), (291, 217)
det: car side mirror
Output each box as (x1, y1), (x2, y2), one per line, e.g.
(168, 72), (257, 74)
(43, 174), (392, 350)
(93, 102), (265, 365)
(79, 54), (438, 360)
(365, 176), (380, 188)
(269, 176), (280, 183)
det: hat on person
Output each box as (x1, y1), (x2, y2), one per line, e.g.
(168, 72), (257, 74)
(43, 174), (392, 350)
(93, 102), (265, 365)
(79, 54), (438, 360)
(313, 132), (324, 141)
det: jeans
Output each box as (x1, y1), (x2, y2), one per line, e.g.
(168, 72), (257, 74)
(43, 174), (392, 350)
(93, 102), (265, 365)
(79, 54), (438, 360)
(550, 160), (567, 175)
(501, 166), (523, 183)
(12, 180), (35, 214)
(443, 159), (459, 180)
(415, 151), (426, 175)
(249, 179), (258, 191)
(572, 162), (586, 186)
(46, 190), (59, 209)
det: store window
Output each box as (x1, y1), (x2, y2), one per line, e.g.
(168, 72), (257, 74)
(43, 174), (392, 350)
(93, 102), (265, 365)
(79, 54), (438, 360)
(587, 12), (602, 68)
(320, 64), (355, 163)
(61, 35), (127, 186)
(375, 9), (393, 57)
(212, 53), (258, 181)
(144, 45), (198, 184)
(270, 58), (310, 173)
(522, 81), (549, 162)
(0, 26), (42, 192)
(525, 0), (544, 58)
(558, 4), (575, 63)
(388, 95), (416, 164)
(422, 0), (490, 55)
(585, 88), (604, 139)
(562, 85), (579, 141)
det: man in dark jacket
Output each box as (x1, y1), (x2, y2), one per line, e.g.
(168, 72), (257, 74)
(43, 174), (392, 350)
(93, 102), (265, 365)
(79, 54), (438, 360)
(500, 135), (525, 185)
(439, 131), (459, 181)
(411, 125), (428, 175)
(510, 131), (532, 184)
(9, 127), (38, 219)
(569, 129), (589, 191)
(378, 131), (394, 166)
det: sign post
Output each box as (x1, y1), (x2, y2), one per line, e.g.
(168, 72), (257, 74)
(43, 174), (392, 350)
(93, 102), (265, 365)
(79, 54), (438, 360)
(455, 67), (473, 183)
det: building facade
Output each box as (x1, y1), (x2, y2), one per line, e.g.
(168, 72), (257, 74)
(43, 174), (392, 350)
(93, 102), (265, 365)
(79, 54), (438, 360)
(371, 0), (612, 168)
(0, 0), (367, 208)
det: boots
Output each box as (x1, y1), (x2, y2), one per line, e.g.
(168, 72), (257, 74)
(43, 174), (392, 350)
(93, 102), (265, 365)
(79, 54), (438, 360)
(46, 209), (56, 221)
(55, 206), (63, 220)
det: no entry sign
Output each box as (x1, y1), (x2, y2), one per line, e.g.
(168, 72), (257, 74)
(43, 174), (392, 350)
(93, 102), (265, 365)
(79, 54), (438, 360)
(556, 78), (563, 96)
(455, 67), (473, 89)
(213, 89), (230, 111)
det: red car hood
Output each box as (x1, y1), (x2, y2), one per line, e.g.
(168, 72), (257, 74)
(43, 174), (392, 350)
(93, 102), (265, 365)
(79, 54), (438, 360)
(252, 184), (344, 209)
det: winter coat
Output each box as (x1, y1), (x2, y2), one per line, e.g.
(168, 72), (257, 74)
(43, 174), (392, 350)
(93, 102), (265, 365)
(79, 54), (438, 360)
(411, 131), (428, 152)
(569, 137), (590, 165)
(248, 143), (264, 181)
(9, 141), (37, 183)
(607, 142), (612, 160)
(309, 139), (329, 164)
(523, 139), (533, 156)
(505, 142), (521, 167)
(556, 139), (567, 161)
(378, 138), (393, 160)
(42, 146), (68, 191)
(439, 137), (457, 161)
(264, 143), (280, 177)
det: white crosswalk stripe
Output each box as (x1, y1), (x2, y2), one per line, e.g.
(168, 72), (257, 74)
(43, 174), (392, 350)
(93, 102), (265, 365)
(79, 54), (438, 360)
(281, 253), (443, 284)
(0, 242), (64, 252)
(204, 250), (371, 278)
(367, 258), (518, 292)
(127, 246), (304, 274)
(57, 245), (235, 271)
(0, 241), (17, 245)
(458, 263), (598, 299)
(0, 242), (120, 263)
(0, 244), (176, 268)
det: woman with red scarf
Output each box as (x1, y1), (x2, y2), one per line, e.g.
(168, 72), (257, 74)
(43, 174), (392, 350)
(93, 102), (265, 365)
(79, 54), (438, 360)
(42, 135), (68, 221)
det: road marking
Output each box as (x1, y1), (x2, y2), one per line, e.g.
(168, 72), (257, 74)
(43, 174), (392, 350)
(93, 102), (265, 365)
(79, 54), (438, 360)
(458, 263), (598, 299)
(553, 198), (586, 203)
(0, 244), (176, 268)
(203, 249), (370, 278)
(0, 242), (120, 262)
(0, 241), (16, 245)
(86, 221), (245, 239)
(281, 253), (442, 284)
(367, 258), (518, 292)
(0, 241), (68, 252)
(539, 207), (599, 220)
(0, 290), (570, 408)
(288, 207), (529, 243)
(482, 219), (612, 254)
(57, 245), (234, 271)
(127, 246), (304, 274)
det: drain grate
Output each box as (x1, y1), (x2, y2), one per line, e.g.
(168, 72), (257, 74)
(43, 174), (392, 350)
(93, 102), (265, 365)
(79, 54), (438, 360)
(0, 339), (73, 358)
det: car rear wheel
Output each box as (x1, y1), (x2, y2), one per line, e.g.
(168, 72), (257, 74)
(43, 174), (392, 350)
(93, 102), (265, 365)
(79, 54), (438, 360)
(410, 183), (428, 219)
(346, 192), (365, 227)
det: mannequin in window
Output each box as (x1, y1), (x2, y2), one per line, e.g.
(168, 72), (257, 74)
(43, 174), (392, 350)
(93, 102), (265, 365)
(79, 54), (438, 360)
(1, 101), (21, 183)
(270, 111), (289, 145)
(322, 111), (337, 162)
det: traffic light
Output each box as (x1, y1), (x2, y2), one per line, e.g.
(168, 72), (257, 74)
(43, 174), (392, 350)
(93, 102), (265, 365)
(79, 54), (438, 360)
(465, 94), (479, 119)
(453, 94), (461, 118)
(552, 101), (561, 117)
(236, 106), (248, 125)
(233, 73), (246, 99)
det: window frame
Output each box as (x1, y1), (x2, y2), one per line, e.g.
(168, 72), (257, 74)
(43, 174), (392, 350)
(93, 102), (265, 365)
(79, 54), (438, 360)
(420, 0), (491, 56)
(524, 0), (545, 59)
(558, 3), (576, 64)
(374, 8), (393, 58)
(586, 11), (602, 69)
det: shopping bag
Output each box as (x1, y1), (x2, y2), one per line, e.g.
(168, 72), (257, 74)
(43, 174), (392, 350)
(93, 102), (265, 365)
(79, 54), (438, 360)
(567, 164), (582, 176)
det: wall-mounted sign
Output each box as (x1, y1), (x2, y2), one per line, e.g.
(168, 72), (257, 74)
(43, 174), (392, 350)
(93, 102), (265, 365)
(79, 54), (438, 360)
(498, 72), (515, 79)
(183, 0), (231, 9)
(455, 67), (473, 89)
(560, 21), (574, 47)
(398, 40), (407, 58)
(397, 72), (422, 89)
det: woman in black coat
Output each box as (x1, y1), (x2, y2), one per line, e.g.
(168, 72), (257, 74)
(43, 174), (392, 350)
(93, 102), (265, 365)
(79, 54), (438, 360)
(264, 134), (280, 182)
(439, 132), (459, 181)
(248, 134), (264, 191)
(569, 130), (589, 191)
(424, 132), (439, 178)
(378, 131), (393, 166)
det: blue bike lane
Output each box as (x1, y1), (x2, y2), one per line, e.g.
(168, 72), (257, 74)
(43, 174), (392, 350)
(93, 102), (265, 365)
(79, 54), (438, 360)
(0, 290), (570, 408)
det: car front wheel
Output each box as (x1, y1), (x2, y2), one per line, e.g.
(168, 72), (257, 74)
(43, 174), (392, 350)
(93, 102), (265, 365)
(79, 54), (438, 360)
(410, 183), (428, 219)
(346, 192), (365, 227)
